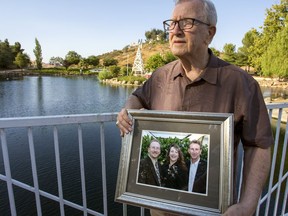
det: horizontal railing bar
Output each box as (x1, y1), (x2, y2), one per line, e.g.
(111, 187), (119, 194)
(0, 103), (286, 128)
(0, 174), (103, 216)
(266, 102), (288, 109)
(0, 113), (118, 128)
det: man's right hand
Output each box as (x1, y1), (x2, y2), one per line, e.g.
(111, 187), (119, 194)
(116, 108), (133, 137)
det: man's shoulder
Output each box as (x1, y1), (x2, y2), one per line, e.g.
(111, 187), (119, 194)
(199, 159), (207, 165)
(152, 59), (182, 77)
(212, 56), (259, 87)
(141, 157), (152, 164)
(215, 57), (248, 75)
(197, 159), (207, 173)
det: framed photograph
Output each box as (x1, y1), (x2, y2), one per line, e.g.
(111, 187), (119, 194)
(115, 110), (234, 215)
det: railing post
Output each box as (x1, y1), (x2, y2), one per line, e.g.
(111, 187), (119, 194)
(53, 126), (65, 215)
(100, 123), (108, 216)
(273, 117), (288, 216)
(78, 124), (88, 216)
(28, 127), (42, 215)
(0, 129), (17, 216)
(264, 109), (283, 216)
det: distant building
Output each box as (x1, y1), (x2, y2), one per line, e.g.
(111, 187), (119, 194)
(132, 40), (145, 76)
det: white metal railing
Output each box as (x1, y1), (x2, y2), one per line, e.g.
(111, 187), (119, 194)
(0, 113), (118, 216)
(258, 103), (288, 216)
(0, 103), (287, 216)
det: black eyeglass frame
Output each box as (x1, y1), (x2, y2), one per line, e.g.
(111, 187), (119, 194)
(163, 18), (210, 32)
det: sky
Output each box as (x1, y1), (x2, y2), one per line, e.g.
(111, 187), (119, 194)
(1, 0), (280, 63)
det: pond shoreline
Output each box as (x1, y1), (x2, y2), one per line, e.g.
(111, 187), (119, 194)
(1, 69), (287, 89)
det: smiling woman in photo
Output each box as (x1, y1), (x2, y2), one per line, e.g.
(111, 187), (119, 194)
(161, 144), (188, 190)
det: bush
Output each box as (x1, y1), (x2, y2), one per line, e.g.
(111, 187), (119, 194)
(98, 70), (113, 80)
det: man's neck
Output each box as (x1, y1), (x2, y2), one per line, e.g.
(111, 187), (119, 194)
(148, 155), (157, 163)
(179, 50), (210, 81)
(191, 158), (200, 164)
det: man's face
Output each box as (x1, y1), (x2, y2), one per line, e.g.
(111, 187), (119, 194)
(148, 141), (161, 160)
(169, 0), (212, 58)
(188, 143), (201, 162)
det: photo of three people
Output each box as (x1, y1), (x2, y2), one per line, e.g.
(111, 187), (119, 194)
(137, 131), (209, 195)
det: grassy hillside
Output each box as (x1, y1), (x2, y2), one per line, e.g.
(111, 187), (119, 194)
(97, 41), (171, 67)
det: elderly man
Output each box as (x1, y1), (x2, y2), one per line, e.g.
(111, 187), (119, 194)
(116, 0), (273, 215)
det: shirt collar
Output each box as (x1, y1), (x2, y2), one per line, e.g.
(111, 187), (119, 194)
(191, 158), (200, 165)
(201, 50), (218, 85)
(172, 49), (218, 85)
(148, 155), (157, 165)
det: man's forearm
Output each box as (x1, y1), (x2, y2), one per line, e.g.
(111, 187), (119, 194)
(240, 147), (271, 215)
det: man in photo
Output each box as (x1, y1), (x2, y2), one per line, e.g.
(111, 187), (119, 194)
(186, 140), (207, 194)
(138, 139), (162, 186)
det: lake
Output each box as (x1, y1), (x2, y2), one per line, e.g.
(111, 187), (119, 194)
(0, 76), (140, 215)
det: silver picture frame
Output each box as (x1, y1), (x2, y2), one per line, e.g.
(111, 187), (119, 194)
(115, 110), (234, 215)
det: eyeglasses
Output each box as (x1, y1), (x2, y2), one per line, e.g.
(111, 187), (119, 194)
(163, 18), (210, 32)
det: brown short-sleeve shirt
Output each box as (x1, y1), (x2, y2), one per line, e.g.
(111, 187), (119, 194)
(132, 51), (273, 203)
(133, 53), (274, 150)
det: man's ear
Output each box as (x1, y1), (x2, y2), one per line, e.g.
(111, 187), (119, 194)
(207, 26), (216, 44)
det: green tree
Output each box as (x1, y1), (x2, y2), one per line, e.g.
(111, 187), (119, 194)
(14, 52), (30, 68)
(249, 1), (287, 74)
(65, 51), (82, 67)
(145, 53), (165, 72)
(62, 59), (70, 70)
(86, 55), (100, 67)
(98, 68), (113, 80)
(108, 65), (121, 77)
(33, 38), (43, 70)
(210, 47), (220, 57)
(120, 66), (132, 76)
(11, 42), (24, 59)
(163, 51), (177, 64)
(145, 29), (166, 42)
(246, 29), (262, 72)
(235, 51), (248, 68)
(0, 39), (14, 68)
(49, 56), (64, 66)
(261, 25), (288, 78)
(222, 43), (237, 64)
(103, 57), (118, 66)
(238, 29), (260, 71)
(78, 58), (89, 69)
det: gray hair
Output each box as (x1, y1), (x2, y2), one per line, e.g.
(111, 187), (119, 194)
(174, 0), (217, 26)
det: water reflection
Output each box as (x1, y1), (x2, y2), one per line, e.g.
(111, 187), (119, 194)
(0, 76), (137, 118)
